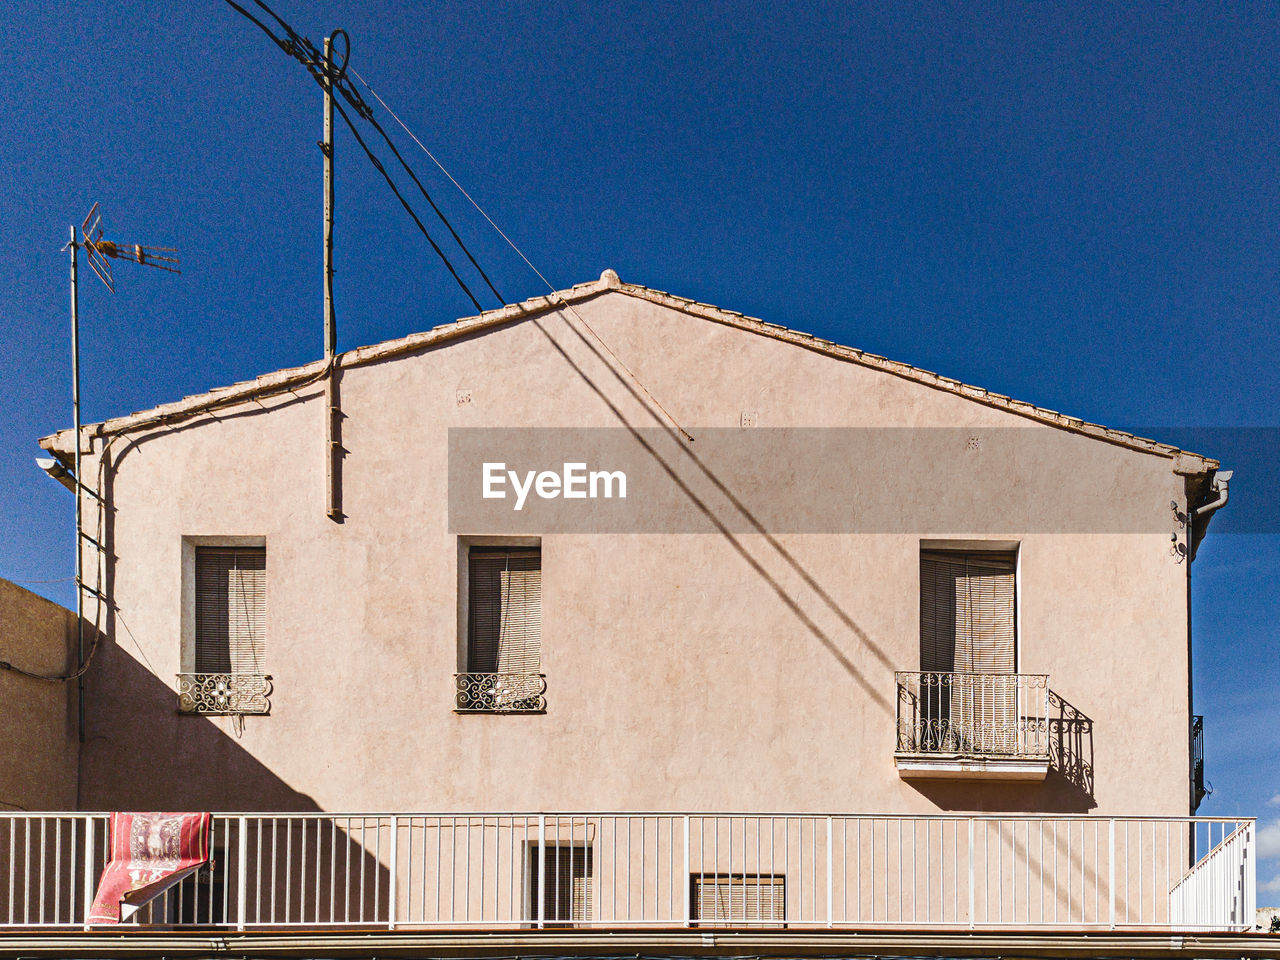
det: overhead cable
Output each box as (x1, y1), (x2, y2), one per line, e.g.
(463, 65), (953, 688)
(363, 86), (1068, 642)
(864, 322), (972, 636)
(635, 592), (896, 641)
(221, 0), (502, 309)
(349, 67), (694, 442)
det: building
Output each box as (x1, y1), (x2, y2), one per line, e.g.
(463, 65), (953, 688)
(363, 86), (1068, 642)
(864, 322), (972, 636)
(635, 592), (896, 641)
(3, 271), (1260, 956)
(0, 578), (78, 811)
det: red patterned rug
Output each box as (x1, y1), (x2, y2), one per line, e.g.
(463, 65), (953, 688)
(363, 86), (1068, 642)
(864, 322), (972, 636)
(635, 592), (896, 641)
(88, 812), (212, 924)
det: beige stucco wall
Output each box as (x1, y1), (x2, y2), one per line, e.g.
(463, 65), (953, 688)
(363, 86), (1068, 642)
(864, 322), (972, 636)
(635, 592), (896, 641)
(65, 289), (1200, 817)
(0, 580), (78, 810)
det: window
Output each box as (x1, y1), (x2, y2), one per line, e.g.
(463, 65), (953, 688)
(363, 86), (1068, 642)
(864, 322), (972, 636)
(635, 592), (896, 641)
(920, 550), (1016, 674)
(691, 874), (785, 924)
(178, 542), (270, 715)
(456, 546), (544, 712)
(918, 549), (1017, 753)
(194, 546), (266, 674)
(166, 857), (225, 925)
(528, 844), (591, 925)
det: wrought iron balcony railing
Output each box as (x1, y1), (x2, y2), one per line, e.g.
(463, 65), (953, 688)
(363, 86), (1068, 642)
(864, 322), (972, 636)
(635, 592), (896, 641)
(1192, 714), (1207, 811)
(895, 671), (1050, 757)
(0, 813), (1254, 931)
(454, 672), (546, 712)
(176, 673), (272, 715)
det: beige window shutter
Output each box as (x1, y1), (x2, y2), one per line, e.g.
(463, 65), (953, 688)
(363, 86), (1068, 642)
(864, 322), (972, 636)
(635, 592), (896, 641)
(195, 547), (266, 675)
(468, 549), (541, 674)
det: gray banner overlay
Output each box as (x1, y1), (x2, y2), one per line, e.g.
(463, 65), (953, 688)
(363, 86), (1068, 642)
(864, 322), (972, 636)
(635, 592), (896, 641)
(448, 428), (1270, 535)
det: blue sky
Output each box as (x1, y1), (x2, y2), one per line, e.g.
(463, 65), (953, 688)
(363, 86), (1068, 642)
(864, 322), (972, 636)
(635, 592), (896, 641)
(1, 0), (1276, 860)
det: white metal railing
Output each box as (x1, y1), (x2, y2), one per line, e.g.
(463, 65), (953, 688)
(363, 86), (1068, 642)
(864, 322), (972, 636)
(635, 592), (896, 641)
(896, 671), (1050, 757)
(0, 814), (1254, 931)
(1169, 820), (1254, 930)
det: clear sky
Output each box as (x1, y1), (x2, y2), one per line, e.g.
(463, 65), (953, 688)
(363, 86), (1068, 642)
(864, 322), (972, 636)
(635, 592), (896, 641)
(1, 0), (1276, 877)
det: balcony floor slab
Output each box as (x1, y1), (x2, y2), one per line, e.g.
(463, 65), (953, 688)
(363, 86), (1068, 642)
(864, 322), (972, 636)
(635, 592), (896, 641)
(0, 928), (1273, 960)
(894, 754), (1051, 780)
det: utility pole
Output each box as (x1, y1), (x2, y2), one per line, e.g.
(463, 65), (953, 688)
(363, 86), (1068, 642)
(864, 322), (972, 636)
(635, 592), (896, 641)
(323, 34), (341, 522)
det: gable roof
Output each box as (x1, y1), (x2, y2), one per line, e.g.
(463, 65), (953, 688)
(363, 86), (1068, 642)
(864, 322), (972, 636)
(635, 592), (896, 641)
(38, 269), (1216, 474)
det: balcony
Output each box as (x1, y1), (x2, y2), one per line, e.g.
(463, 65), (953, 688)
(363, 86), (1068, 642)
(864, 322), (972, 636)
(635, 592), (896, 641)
(1192, 714), (1207, 811)
(895, 671), (1051, 780)
(176, 673), (271, 715)
(0, 813), (1254, 934)
(454, 672), (547, 712)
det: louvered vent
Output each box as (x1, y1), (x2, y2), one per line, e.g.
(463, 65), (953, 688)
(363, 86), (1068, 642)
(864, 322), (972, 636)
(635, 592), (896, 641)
(692, 874), (785, 923)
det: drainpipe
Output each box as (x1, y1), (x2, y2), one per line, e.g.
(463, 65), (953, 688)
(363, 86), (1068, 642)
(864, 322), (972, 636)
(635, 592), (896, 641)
(1188, 470), (1231, 563)
(1193, 470), (1231, 521)
(1185, 468), (1229, 818)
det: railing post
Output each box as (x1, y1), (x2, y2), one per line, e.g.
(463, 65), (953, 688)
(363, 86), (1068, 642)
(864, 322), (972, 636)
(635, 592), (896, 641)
(967, 818), (975, 929)
(682, 816), (691, 928)
(1108, 819), (1116, 930)
(537, 816), (546, 929)
(826, 816), (834, 928)
(1243, 821), (1256, 930)
(82, 817), (97, 930)
(387, 816), (398, 930)
(236, 816), (247, 931)
(1041, 677), (1050, 755)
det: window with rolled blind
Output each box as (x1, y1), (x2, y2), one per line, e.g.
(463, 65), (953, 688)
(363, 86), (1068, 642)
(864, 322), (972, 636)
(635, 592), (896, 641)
(467, 548), (541, 675)
(920, 551), (1016, 674)
(691, 874), (785, 924)
(919, 550), (1017, 753)
(194, 546), (266, 675)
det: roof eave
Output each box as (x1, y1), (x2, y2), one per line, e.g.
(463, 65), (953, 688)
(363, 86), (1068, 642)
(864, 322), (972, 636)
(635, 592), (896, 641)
(37, 270), (1219, 474)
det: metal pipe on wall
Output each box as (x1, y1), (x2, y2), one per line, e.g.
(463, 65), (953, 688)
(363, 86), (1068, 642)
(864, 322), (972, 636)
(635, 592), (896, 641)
(323, 35), (341, 522)
(67, 224), (85, 743)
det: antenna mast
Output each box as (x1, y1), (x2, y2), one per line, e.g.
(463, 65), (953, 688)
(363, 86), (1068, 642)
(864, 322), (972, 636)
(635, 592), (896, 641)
(63, 203), (180, 741)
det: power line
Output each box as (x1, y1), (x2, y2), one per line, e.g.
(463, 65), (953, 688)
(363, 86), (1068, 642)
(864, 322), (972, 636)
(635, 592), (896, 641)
(222, 0), (690, 440)
(351, 68), (540, 294)
(221, 0), (502, 310)
(349, 68), (695, 443)
(330, 94), (484, 311)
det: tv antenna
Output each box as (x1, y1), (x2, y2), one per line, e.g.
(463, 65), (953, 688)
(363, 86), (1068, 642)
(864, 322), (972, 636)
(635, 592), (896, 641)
(79, 202), (181, 293)
(58, 203), (180, 741)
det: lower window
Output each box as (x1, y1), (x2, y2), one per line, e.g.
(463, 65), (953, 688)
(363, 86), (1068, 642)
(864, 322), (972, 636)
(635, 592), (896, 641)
(529, 843), (592, 925)
(691, 873), (785, 924)
(166, 863), (225, 925)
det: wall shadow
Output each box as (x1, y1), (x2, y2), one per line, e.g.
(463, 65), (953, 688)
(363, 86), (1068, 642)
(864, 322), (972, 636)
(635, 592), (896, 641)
(901, 686), (1096, 814)
(1047, 690), (1094, 799)
(522, 309), (897, 712)
(22, 642), (396, 929)
(79, 640), (318, 811)
(903, 767), (1095, 814)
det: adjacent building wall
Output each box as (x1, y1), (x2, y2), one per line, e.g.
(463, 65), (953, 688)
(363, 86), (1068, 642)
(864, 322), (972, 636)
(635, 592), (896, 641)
(0, 580), (78, 810)
(58, 288), (1201, 817)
